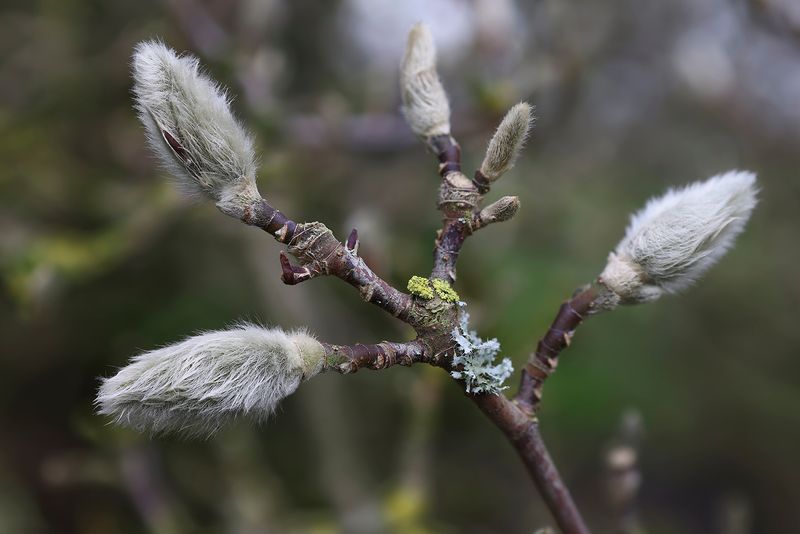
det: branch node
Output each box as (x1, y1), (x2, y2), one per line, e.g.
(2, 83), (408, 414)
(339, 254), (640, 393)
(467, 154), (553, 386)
(472, 170), (492, 194)
(438, 172), (480, 212)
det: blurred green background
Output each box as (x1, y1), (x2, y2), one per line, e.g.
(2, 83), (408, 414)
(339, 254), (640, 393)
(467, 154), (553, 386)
(1, 0), (798, 532)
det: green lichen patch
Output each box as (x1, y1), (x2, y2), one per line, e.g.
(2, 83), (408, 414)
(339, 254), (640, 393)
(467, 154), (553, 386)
(407, 275), (435, 300)
(432, 279), (459, 302)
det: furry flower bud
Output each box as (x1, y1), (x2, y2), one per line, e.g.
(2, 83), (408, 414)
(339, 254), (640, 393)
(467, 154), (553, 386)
(132, 41), (260, 219)
(478, 196), (520, 225)
(96, 325), (325, 437)
(479, 102), (533, 183)
(400, 23), (451, 139)
(598, 170), (758, 307)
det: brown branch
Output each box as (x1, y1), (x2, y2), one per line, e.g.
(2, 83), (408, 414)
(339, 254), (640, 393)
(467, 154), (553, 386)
(426, 138), (521, 283)
(514, 285), (600, 416)
(277, 226), (359, 285)
(321, 339), (437, 374)
(468, 392), (590, 534)
(243, 198), (298, 242)
(427, 135), (482, 283)
(473, 169), (493, 195)
(429, 134), (462, 177)
(416, 129), (590, 532)
(241, 198), (415, 324)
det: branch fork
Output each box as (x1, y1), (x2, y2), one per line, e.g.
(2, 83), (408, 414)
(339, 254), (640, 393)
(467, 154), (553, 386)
(114, 37), (757, 534)
(125, 33), (610, 534)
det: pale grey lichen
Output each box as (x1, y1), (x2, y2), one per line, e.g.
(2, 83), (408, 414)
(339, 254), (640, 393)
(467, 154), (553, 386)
(450, 308), (513, 394)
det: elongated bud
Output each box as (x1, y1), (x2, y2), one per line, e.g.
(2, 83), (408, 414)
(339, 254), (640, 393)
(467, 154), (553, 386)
(132, 41), (260, 219)
(478, 196), (520, 225)
(400, 23), (451, 139)
(597, 170), (758, 308)
(96, 325), (325, 437)
(478, 102), (533, 184)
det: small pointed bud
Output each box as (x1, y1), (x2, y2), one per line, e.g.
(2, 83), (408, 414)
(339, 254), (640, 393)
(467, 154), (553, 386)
(279, 251), (312, 285)
(400, 23), (451, 139)
(597, 170), (758, 308)
(345, 228), (359, 253)
(96, 325), (325, 437)
(478, 102), (534, 183)
(478, 196), (520, 225)
(132, 41), (260, 219)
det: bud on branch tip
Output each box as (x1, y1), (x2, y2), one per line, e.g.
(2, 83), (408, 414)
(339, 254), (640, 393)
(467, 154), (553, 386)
(96, 325), (325, 437)
(400, 23), (451, 139)
(479, 102), (534, 183)
(132, 40), (260, 219)
(597, 170), (758, 308)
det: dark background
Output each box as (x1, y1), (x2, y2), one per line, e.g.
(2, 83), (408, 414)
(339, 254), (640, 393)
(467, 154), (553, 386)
(1, 0), (798, 532)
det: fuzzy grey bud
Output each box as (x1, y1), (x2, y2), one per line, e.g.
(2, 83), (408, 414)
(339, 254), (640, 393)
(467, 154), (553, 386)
(598, 170), (758, 308)
(132, 41), (261, 219)
(96, 325), (325, 437)
(400, 23), (451, 139)
(478, 196), (520, 225)
(479, 102), (533, 183)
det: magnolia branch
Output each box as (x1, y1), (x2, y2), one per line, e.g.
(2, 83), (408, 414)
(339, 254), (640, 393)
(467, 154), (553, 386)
(426, 136), (521, 279)
(470, 393), (590, 534)
(321, 339), (434, 373)
(243, 198), (415, 324)
(514, 284), (599, 416)
(428, 135), (477, 283)
(405, 46), (590, 532)
(99, 28), (758, 534)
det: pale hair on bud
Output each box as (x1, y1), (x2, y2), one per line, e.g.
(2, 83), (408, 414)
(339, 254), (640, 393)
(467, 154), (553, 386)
(132, 40), (260, 219)
(598, 170), (758, 307)
(479, 102), (534, 182)
(478, 196), (520, 225)
(96, 325), (325, 437)
(400, 23), (451, 139)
